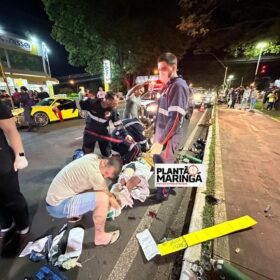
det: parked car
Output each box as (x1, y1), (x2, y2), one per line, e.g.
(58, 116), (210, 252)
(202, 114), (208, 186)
(12, 97), (86, 127)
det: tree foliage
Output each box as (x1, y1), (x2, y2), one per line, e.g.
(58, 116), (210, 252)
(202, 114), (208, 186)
(43, 0), (185, 90)
(178, 0), (280, 57)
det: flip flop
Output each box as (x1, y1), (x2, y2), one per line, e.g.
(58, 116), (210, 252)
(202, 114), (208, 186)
(94, 230), (120, 247)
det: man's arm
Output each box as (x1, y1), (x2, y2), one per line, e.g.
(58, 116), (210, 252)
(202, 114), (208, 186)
(0, 117), (28, 171)
(158, 84), (189, 145)
(54, 98), (98, 112)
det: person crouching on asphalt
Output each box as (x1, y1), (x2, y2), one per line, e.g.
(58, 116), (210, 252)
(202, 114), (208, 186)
(150, 52), (189, 203)
(111, 117), (148, 163)
(52, 91), (133, 157)
(46, 154), (122, 246)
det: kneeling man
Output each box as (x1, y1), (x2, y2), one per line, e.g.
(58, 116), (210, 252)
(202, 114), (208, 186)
(46, 154), (121, 246)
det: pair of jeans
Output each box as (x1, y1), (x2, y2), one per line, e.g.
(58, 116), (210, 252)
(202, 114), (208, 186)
(250, 97), (257, 110)
(240, 97), (248, 109)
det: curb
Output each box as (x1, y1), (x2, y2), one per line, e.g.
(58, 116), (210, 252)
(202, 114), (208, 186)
(179, 108), (215, 280)
(213, 108), (230, 260)
(255, 109), (280, 123)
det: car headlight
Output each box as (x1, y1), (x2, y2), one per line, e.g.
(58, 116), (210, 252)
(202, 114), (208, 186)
(147, 104), (158, 112)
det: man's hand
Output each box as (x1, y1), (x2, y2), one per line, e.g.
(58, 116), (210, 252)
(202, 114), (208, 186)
(109, 194), (122, 210)
(14, 155), (28, 171)
(150, 142), (163, 155)
(125, 135), (134, 142)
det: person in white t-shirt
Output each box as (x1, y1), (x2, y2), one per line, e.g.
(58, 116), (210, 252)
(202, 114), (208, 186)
(46, 154), (122, 246)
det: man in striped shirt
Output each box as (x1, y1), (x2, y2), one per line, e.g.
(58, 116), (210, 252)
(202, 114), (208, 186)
(151, 53), (189, 202)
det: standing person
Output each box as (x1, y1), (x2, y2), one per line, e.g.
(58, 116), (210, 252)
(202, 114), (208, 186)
(19, 86), (35, 131)
(238, 87), (244, 104)
(12, 88), (20, 107)
(249, 87), (259, 112)
(230, 88), (238, 108)
(239, 86), (251, 110)
(123, 84), (145, 119)
(97, 87), (106, 100)
(52, 92), (133, 157)
(267, 91), (276, 110)
(0, 100), (29, 236)
(150, 52), (189, 202)
(37, 87), (49, 101)
(274, 77), (280, 88)
(46, 154), (121, 245)
(262, 86), (272, 109)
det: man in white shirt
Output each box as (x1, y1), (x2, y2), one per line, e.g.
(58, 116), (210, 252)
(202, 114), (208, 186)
(46, 154), (122, 246)
(123, 84), (145, 118)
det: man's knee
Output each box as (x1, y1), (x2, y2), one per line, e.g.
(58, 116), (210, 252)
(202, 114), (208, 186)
(96, 192), (109, 205)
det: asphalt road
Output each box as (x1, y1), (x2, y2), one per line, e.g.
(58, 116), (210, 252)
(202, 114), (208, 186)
(0, 106), (207, 280)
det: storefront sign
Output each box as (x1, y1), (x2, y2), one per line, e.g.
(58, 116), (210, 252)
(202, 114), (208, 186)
(0, 34), (32, 52)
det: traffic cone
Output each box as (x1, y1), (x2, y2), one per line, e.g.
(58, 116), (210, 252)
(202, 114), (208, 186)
(199, 102), (205, 112)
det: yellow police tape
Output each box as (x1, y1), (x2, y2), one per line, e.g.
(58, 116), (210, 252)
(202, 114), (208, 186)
(158, 215), (257, 256)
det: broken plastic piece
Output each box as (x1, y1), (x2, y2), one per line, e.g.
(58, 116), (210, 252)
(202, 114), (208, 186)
(158, 215), (257, 256)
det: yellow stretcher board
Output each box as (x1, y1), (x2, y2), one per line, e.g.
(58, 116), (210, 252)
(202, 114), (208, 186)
(158, 215), (257, 256)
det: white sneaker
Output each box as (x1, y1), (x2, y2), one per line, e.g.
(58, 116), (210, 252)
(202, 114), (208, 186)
(16, 226), (30, 235)
(0, 223), (15, 233)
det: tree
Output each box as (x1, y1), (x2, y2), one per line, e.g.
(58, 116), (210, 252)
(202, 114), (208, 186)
(43, 0), (186, 91)
(177, 0), (280, 57)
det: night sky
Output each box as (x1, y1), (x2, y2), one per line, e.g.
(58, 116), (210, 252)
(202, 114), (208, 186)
(0, 0), (84, 77)
(0, 0), (278, 86)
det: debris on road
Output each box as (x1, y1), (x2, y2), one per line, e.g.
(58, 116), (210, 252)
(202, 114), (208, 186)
(205, 194), (223, 205)
(157, 215), (257, 256)
(264, 205), (271, 213)
(235, 248), (240, 254)
(128, 216), (136, 220)
(136, 229), (160, 261)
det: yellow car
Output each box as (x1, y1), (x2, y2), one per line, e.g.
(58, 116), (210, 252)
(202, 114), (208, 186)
(12, 97), (86, 127)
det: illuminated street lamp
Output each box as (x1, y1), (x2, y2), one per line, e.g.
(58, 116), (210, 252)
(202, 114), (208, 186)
(153, 68), (158, 75)
(254, 41), (268, 82)
(227, 75), (234, 88)
(69, 80), (75, 85)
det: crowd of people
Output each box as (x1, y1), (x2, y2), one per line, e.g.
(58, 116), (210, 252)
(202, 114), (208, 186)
(225, 83), (280, 112)
(0, 52), (191, 249)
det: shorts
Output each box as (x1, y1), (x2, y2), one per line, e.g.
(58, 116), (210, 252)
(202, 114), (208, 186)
(46, 192), (96, 218)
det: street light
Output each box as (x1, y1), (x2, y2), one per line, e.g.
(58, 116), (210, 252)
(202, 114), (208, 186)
(69, 80), (75, 85)
(254, 41), (268, 82)
(227, 75), (234, 88)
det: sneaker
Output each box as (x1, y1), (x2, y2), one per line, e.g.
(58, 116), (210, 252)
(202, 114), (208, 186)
(0, 223), (15, 233)
(16, 226), (30, 235)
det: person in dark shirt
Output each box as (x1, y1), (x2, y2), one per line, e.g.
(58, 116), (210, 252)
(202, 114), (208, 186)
(0, 100), (29, 236)
(150, 53), (189, 202)
(53, 91), (133, 157)
(37, 87), (50, 101)
(112, 117), (147, 163)
(19, 86), (36, 131)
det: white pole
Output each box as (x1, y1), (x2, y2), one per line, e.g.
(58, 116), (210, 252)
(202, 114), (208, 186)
(254, 47), (263, 82)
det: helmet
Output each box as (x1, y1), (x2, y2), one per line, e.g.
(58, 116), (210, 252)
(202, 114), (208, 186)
(72, 148), (84, 160)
